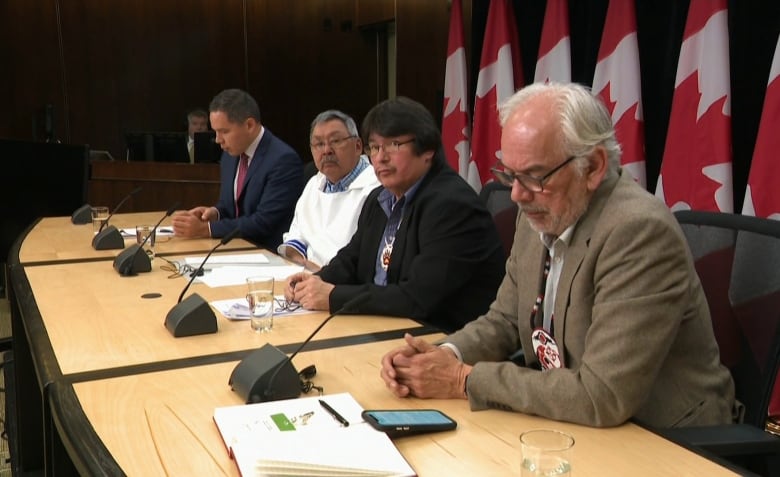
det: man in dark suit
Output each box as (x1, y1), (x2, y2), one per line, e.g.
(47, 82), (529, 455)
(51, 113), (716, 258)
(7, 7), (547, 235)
(172, 89), (303, 249)
(378, 82), (736, 429)
(284, 97), (506, 333)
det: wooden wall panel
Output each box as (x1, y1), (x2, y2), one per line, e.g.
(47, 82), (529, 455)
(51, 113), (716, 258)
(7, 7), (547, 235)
(395, 0), (450, 123)
(356, 0), (395, 27)
(0, 0), (442, 165)
(0, 1), (64, 142)
(87, 161), (220, 212)
(58, 0), (246, 159)
(246, 0), (380, 158)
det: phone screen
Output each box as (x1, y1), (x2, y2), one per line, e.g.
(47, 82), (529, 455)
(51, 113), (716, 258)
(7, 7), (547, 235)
(364, 410), (453, 426)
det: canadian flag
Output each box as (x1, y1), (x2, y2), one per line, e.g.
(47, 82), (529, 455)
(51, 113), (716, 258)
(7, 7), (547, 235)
(656, 0), (733, 212)
(534, 0), (571, 83)
(742, 34), (780, 219)
(592, 0), (646, 188)
(442, 0), (475, 188)
(471, 0), (523, 191)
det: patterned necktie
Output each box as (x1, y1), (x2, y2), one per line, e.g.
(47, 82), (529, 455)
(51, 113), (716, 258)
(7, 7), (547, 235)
(530, 247), (563, 369)
(235, 153), (249, 216)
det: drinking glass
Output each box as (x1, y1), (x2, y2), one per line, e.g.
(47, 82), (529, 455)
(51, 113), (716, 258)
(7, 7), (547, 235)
(246, 276), (274, 332)
(135, 225), (156, 260)
(91, 206), (109, 234)
(520, 429), (574, 477)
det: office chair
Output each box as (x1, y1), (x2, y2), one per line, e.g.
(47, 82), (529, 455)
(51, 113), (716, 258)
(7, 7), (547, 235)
(479, 181), (513, 216)
(658, 210), (780, 475)
(478, 181), (517, 258)
(303, 161), (318, 184)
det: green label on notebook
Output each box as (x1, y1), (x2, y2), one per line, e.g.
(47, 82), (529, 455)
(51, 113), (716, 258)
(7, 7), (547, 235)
(270, 413), (296, 431)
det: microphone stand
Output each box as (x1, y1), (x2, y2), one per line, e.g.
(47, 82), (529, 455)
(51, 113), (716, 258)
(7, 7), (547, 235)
(92, 186), (143, 250)
(229, 292), (371, 403)
(164, 228), (241, 338)
(112, 202), (180, 276)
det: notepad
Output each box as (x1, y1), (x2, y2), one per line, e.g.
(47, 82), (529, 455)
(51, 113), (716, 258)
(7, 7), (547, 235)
(213, 393), (416, 477)
(233, 425), (416, 477)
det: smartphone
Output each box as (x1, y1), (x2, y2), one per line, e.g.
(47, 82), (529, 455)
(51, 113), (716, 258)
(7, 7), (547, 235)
(362, 409), (457, 437)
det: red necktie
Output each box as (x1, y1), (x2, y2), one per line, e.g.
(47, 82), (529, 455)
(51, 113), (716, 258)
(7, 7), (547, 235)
(235, 153), (249, 216)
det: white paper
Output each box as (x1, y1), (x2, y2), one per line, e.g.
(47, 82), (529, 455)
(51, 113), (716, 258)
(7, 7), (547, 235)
(211, 296), (315, 320)
(119, 227), (174, 237)
(246, 426), (415, 477)
(197, 265), (303, 287)
(184, 253), (270, 267)
(214, 393), (365, 445)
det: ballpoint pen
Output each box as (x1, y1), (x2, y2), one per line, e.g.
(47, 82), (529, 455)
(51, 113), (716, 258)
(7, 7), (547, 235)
(319, 399), (349, 427)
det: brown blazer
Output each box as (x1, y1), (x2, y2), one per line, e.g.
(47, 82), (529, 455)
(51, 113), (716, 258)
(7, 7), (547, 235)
(446, 169), (736, 428)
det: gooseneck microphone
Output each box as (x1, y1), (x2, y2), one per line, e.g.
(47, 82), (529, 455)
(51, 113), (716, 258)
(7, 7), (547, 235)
(229, 292), (372, 403)
(92, 186), (143, 250)
(112, 201), (180, 276)
(164, 228), (241, 338)
(178, 227), (241, 303)
(99, 186), (143, 234)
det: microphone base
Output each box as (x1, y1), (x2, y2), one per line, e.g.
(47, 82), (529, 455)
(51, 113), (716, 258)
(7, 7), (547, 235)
(92, 225), (125, 250)
(164, 294), (218, 338)
(229, 343), (301, 404)
(71, 204), (92, 224)
(113, 244), (151, 276)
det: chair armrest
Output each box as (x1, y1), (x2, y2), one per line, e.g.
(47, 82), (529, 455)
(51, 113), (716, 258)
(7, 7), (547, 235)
(659, 424), (780, 457)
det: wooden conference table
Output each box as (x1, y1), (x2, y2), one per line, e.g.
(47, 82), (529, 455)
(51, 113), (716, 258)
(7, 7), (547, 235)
(8, 213), (740, 476)
(8, 212), (435, 475)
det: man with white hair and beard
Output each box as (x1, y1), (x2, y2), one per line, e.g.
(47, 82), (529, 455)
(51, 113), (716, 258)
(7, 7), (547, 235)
(379, 82), (737, 430)
(278, 110), (379, 271)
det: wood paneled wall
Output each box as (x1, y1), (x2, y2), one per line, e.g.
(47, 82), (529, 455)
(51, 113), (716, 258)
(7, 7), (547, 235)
(0, 0), (451, 163)
(88, 161), (221, 212)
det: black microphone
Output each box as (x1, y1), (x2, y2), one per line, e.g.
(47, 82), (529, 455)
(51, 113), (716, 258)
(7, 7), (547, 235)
(164, 228), (241, 338)
(91, 186), (143, 250)
(113, 202), (180, 276)
(229, 292), (372, 403)
(71, 204), (93, 224)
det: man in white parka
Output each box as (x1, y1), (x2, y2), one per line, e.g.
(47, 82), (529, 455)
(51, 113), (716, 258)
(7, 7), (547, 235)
(278, 110), (379, 271)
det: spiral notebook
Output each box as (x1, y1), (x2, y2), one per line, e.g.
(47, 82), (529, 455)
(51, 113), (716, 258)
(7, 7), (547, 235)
(213, 393), (416, 477)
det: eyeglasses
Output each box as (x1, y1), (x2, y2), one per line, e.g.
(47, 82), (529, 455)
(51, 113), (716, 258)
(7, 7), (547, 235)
(491, 155), (578, 193)
(159, 257), (202, 279)
(274, 297), (301, 313)
(297, 364), (323, 395)
(310, 136), (356, 151)
(364, 138), (415, 157)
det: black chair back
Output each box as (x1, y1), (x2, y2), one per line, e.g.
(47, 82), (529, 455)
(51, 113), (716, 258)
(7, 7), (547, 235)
(479, 182), (517, 258)
(675, 210), (780, 428)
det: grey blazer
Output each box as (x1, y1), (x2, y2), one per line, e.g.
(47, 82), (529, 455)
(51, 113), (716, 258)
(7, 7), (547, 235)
(446, 169), (736, 428)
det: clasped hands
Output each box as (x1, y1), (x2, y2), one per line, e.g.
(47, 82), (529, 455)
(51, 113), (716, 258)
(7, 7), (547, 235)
(380, 333), (472, 400)
(171, 206), (218, 239)
(283, 276), (472, 400)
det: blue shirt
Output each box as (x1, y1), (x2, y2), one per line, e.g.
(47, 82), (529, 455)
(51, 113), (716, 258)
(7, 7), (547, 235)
(373, 177), (424, 285)
(324, 156), (370, 193)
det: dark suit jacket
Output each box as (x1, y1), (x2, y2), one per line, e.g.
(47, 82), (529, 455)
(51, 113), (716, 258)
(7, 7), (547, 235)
(317, 158), (506, 333)
(212, 129), (303, 249)
(447, 169), (735, 428)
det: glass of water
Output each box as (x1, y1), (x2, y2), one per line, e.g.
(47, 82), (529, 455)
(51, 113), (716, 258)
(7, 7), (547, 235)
(91, 206), (109, 234)
(246, 276), (274, 333)
(520, 429), (574, 476)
